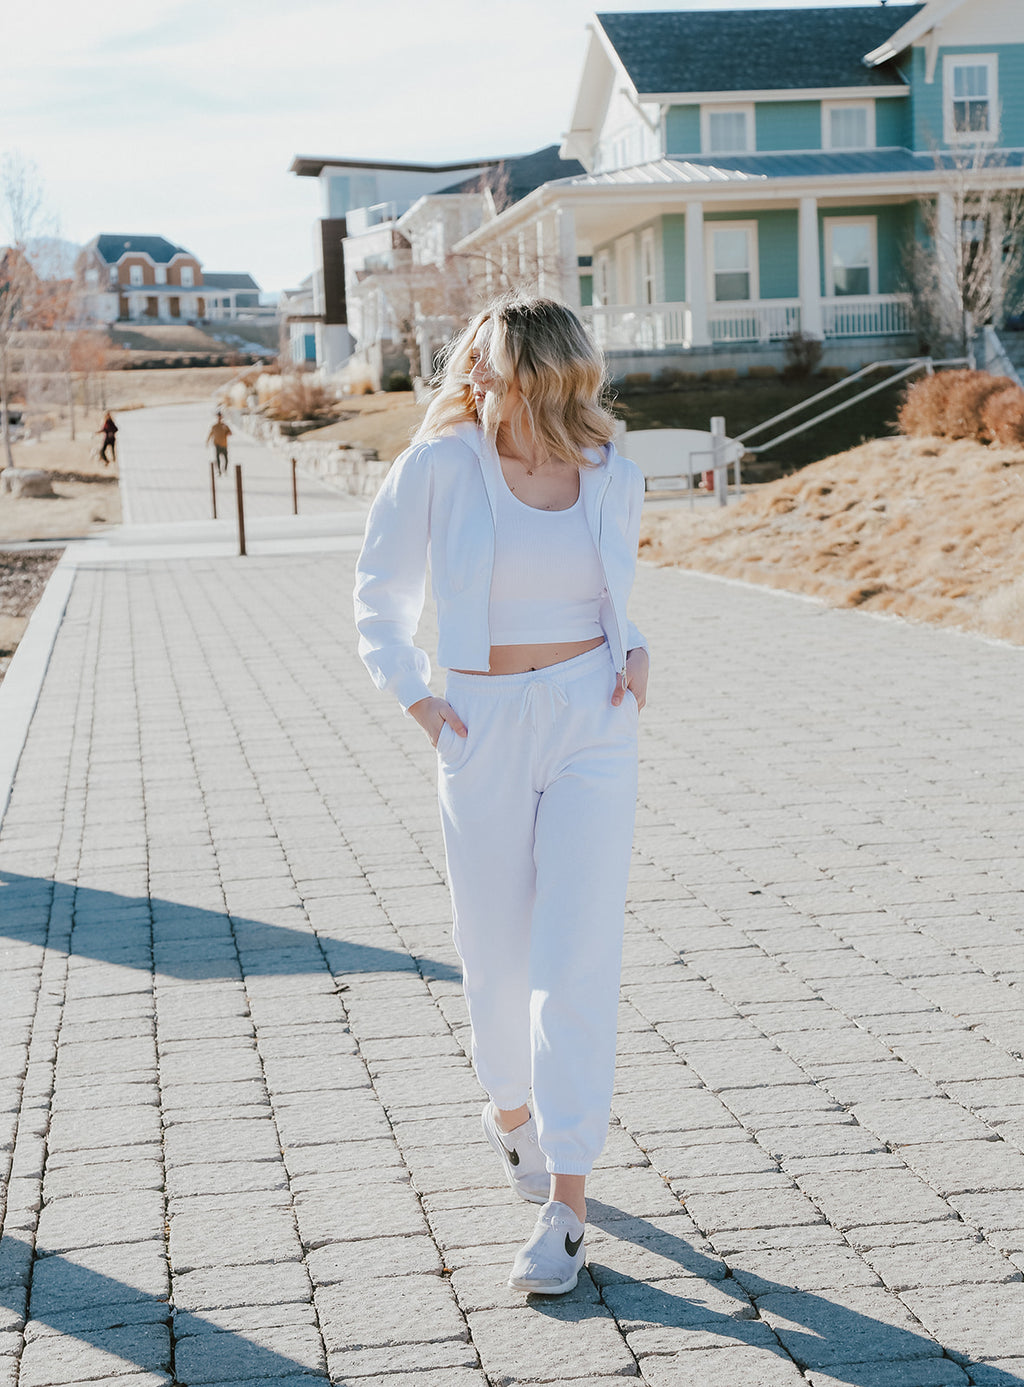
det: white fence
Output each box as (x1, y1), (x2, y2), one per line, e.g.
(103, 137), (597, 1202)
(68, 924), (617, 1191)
(584, 303), (693, 350)
(582, 293), (914, 349)
(821, 294), (913, 338)
(709, 301), (801, 344)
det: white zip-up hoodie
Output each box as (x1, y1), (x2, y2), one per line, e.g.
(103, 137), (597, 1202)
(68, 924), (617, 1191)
(353, 421), (647, 710)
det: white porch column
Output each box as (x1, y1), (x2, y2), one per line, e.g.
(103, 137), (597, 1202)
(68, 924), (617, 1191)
(685, 201), (709, 347)
(990, 201), (1005, 326)
(799, 196), (823, 338)
(536, 218), (549, 295)
(557, 207), (580, 310)
(936, 191), (959, 333)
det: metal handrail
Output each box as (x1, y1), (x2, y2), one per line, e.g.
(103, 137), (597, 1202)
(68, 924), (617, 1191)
(741, 356), (971, 456)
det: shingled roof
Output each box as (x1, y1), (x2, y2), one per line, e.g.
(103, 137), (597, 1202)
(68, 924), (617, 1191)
(439, 145), (584, 203)
(92, 234), (193, 265)
(597, 5), (926, 95)
(201, 272), (260, 291)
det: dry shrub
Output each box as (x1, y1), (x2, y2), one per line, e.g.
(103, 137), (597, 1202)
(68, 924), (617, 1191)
(747, 365), (778, 380)
(981, 385), (1024, 447)
(897, 370), (1015, 441)
(263, 375), (336, 422)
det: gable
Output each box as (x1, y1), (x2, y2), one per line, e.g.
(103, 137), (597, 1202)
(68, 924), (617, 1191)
(596, 6), (925, 96)
(866, 0), (1023, 64)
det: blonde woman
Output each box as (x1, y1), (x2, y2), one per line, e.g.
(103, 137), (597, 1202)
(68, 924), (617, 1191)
(354, 294), (648, 1295)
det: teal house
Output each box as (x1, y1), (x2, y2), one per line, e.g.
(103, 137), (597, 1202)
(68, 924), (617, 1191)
(456, 0), (1024, 365)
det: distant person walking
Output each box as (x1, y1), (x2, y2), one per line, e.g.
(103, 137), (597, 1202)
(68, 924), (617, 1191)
(207, 412), (232, 475)
(97, 413), (118, 466)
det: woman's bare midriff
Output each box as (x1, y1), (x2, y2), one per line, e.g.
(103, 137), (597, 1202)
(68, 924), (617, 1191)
(452, 636), (606, 677)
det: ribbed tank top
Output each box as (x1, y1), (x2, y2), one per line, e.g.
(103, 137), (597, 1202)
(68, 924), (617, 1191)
(488, 467), (605, 645)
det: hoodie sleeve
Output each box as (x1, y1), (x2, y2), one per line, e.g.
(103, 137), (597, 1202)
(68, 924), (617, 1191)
(353, 442), (435, 711)
(622, 458), (648, 656)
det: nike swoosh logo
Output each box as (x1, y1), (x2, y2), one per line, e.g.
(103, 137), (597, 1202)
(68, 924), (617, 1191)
(501, 1141), (520, 1167)
(565, 1231), (584, 1257)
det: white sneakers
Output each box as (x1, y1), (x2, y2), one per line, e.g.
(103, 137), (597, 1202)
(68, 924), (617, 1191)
(481, 1104), (587, 1294)
(507, 1200), (587, 1295)
(480, 1102), (549, 1205)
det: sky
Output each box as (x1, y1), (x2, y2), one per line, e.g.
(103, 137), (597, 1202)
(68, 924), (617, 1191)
(2, 0), (917, 295)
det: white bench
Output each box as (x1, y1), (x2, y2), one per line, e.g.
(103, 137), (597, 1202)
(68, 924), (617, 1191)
(624, 427), (743, 493)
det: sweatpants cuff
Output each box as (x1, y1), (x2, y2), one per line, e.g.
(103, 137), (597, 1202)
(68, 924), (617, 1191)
(546, 1160), (593, 1176)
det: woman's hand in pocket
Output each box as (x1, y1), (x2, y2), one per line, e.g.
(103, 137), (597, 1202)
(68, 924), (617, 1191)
(408, 696), (468, 748)
(612, 647), (649, 711)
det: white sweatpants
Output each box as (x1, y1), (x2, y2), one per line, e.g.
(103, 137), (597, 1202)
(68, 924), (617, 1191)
(437, 644), (639, 1176)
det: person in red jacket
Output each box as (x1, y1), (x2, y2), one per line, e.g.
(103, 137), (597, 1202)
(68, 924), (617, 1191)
(98, 413), (118, 465)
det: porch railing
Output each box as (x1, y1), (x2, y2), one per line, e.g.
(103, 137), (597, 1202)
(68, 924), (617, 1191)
(821, 294), (913, 338)
(583, 303), (693, 350)
(582, 293), (915, 351)
(709, 300), (801, 344)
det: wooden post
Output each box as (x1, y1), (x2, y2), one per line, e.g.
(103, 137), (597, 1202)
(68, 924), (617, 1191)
(209, 460), (218, 519)
(291, 456), (298, 516)
(234, 462), (246, 556)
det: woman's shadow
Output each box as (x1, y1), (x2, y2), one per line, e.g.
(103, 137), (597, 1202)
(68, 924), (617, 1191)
(528, 1200), (1024, 1387)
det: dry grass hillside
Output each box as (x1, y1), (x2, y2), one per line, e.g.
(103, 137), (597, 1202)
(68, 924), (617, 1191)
(641, 435), (1024, 644)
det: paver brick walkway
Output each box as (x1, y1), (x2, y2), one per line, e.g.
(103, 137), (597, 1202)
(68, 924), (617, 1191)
(1, 409), (1023, 1386)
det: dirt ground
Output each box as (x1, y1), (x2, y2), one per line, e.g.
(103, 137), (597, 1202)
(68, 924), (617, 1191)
(299, 392), (426, 461)
(2, 409), (122, 543)
(0, 551), (62, 684)
(640, 435), (1024, 645)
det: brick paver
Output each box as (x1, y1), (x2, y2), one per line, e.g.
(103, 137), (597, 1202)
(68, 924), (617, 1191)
(1, 411), (1023, 1385)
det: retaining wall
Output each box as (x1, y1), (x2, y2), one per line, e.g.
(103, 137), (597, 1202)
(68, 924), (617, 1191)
(225, 408), (391, 499)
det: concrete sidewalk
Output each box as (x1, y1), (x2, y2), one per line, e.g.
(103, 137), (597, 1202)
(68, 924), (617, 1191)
(1, 411), (1024, 1385)
(115, 402), (366, 528)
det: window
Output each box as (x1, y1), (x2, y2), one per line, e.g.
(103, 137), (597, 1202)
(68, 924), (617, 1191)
(944, 55), (998, 143)
(155, 266), (167, 284)
(707, 224), (758, 302)
(129, 264), (143, 286)
(702, 105), (753, 155)
(180, 265), (195, 287)
(85, 268), (98, 287)
(824, 218), (877, 298)
(823, 101), (874, 150)
(640, 229), (656, 305)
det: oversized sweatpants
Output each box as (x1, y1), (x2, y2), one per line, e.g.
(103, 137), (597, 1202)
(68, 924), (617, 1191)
(436, 644), (639, 1176)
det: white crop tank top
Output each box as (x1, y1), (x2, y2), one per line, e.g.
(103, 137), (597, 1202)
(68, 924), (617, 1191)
(488, 467), (605, 645)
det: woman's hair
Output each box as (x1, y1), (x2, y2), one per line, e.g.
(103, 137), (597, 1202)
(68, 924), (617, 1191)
(413, 291), (616, 469)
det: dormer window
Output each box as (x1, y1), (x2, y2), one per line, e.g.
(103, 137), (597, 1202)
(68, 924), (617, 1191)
(702, 105), (753, 155)
(823, 101), (875, 151)
(181, 265), (195, 287)
(945, 55), (998, 143)
(129, 264), (143, 286)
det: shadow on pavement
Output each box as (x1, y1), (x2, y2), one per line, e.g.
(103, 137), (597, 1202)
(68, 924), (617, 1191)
(0, 867), (462, 982)
(0, 1234), (329, 1383)
(527, 1202), (1024, 1386)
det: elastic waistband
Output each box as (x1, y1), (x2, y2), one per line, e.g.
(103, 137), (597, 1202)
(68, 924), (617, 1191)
(446, 642), (612, 698)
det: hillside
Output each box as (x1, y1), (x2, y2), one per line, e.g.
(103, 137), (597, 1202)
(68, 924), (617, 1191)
(639, 436), (1024, 645)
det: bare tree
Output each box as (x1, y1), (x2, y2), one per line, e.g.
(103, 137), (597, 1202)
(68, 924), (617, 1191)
(905, 138), (1024, 358)
(0, 154), (48, 467)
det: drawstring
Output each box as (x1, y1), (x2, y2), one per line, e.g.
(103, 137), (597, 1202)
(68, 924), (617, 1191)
(518, 677), (570, 724)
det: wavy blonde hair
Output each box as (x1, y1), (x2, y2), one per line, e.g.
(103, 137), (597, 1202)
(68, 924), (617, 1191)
(413, 292), (616, 470)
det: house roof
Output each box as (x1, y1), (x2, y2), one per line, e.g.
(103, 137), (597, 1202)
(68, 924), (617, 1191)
(550, 147), (1024, 188)
(290, 154), (501, 178)
(202, 272), (261, 291)
(91, 234), (194, 265)
(438, 144), (585, 203)
(596, 5), (926, 95)
(865, 0), (965, 66)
